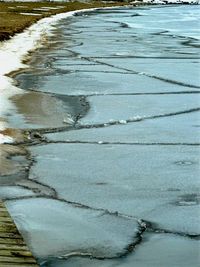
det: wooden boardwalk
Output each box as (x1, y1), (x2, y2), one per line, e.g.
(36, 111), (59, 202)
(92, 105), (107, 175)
(0, 201), (38, 267)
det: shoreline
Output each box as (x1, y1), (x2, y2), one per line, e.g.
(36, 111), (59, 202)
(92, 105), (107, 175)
(0, 0), (198, 41)
(0, 4), (199, 266)
(0, 1), (199, 143)
(0, 1), (133, 42)
(0, 2), (135, 144)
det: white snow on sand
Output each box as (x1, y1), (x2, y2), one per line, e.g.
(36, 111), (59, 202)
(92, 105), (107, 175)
(0, 133), (14, 144)
(0, 7), (102, 143)
(20, 12), (41, 16)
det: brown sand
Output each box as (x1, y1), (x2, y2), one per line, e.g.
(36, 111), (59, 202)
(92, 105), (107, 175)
(0, 1), (132, 41)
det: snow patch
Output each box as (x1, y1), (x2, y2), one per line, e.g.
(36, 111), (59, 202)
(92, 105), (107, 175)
(0, 133), (14, 144)
(20, 12), (41, 16)
(0, 7), (104, 143)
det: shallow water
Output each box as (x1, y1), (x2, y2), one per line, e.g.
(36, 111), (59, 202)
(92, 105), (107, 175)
(1, 4), (200, 267)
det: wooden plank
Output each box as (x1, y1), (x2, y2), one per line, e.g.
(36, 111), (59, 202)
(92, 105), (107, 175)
(0, 264), (38, 267)
(1, 265), (38, 267)
(0, 217), (13, 223)
(0, 224), (19, 233)
(0, 250), (32, 257)
(0, 237), (25, 245)
(0, 243), (29, 250)
(0, 201), (38, 266)
(0, 256), (37, 263)
(0, 233), (23, 239)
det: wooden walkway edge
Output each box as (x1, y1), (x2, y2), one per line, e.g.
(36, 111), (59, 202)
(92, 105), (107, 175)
(0, 201), (38, 267)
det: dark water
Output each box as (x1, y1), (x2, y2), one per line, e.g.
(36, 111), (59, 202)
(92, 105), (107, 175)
(2, 5), (200, 267)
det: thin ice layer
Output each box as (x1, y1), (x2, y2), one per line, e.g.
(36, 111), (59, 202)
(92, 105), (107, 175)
(43, 233), (200, 267)
(46, 111), (200, 144)
(79, 94), (200, 125)
(6, 198), (140, 259)
(100, 58), (200, 88)
(18, 71), (190, 95)
(0, 186), (37, 199)
(29, 144), (200, 234)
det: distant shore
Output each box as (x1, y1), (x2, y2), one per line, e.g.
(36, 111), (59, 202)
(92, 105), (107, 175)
(0, 1), (135, 42)
(0, 0), (199, 42)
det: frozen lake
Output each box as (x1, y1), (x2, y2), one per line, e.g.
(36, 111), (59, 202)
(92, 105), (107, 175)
(1, 4), (200, 267)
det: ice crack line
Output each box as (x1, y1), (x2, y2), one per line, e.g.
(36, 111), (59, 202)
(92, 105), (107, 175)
(5, 195), (200, 241)
(71, 91), (200, 96)
(82, 56), (200, 89)
(76, 107), (200, 130)
(57, 224), (146, 261)
(23, 88), (200, 97)
(5, 194), (139, 221)
(43, 140), (200, 146)
(89, 56), (200, 60)
(144, 220), (200, 240)
(41, 220), (146, 263)
(16, 107), (199, 146)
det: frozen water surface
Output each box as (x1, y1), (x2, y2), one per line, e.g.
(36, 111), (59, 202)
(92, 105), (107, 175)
(29, 143), (200, 235)
(100, 58), (200, 88)
(44, 233), (200, 267)
(3, 4), (200, 267)
(79, 94), (200, 124)
(0, 186), (36, 199)
(18, 70), (194, 95)
(46, 111), (200, 143)
(6, 198), (140, 259)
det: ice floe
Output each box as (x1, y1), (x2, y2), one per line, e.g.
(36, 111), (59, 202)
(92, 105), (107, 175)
(6, 198), (140, 259)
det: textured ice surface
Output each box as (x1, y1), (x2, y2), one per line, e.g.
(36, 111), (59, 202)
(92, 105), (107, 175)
(101, 58), (200, 88)
(18, 70), (190, 95)
(2, 5), (200, 266)
(79, 94), (200, 124)
(46, 111), (200, 144)
(15, 6), (200, 97)
(6, 198), (140, 259)
(29, 144), (200, 234)
(43, 233), (200, 267)
(68, 5), (200, 59)
(144, 203), (200, 235)
(0, 186), (36, 199)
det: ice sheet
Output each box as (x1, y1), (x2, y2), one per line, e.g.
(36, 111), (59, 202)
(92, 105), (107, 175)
(43, 233), (200, 267)
(79, 94), (200, 124)
(29, 143), (200, 234)
(46, 111), (200, 144)
(6, 198), (140, 259)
